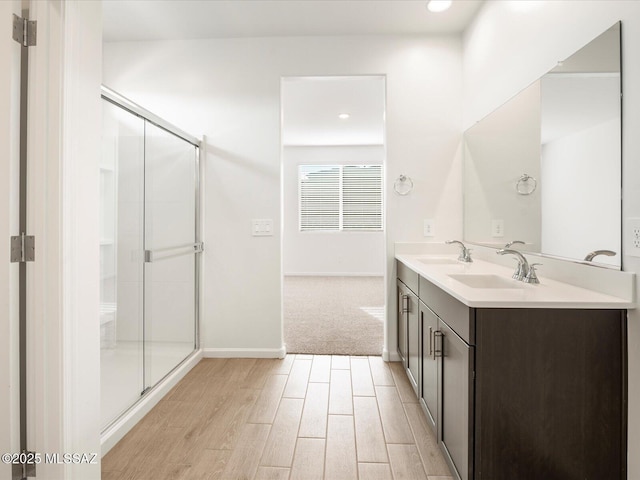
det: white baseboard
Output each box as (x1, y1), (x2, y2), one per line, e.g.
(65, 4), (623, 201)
(385, 348), (401, 362)
(203, 345), (286, 359)
(284, 272), (383, 277)
(100, 349), (203, 456)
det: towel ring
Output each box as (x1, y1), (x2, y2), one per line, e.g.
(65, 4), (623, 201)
(394, 175), (413, 196)
(516, 174), (537, 195)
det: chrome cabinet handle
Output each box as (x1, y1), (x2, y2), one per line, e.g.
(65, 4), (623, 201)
(428, 326), (433, 357)
(401, 295), (409, 314)
(433, 330), (443, 359)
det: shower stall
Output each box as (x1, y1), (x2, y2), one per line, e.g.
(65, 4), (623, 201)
(99, 87), (201, 431)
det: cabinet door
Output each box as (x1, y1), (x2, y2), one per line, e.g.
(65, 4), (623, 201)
(406, 290), (419, 394)
(420, 302), (438, 431)
(396, 281), (408, 363)
(474, 308), (626, 480)
(439, 319), (474, 480)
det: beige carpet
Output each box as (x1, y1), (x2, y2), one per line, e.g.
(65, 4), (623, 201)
(284, 276), (384, 356)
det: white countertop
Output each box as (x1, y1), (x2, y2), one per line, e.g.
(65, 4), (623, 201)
(396, 254), (635, 309)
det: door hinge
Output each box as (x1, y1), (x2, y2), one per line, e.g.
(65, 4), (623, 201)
(10, 233), (35, 263)
(11, 451), (37, 479)
(12, 14), (37, 47)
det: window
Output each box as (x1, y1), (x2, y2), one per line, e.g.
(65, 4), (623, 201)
(299, 165), (383, 231)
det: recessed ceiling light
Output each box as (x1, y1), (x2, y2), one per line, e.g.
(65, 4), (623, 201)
(426, 0), (452, 13)
(338, 113), (350, 120)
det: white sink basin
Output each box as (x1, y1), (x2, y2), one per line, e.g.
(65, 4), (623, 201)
(417, 257), (459, 265)
(448, 274), (523, 289)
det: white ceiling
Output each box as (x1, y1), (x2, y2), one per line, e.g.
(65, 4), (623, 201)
(102, 0), (484, 42)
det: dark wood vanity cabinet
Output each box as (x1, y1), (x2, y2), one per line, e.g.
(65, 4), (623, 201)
(474, 308), (627, 480)
(397, 262), (627, 480)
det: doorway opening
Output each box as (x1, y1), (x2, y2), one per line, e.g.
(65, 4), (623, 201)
(281, 76), (386, 356)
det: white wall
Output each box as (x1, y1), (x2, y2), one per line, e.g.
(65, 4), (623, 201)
(283, 145), (385, 276)
(463, 2), (640, 476)
(281, 76), (386, 146)
(104, 34), (463, 358)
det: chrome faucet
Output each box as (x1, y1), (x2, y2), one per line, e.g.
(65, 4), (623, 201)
(446, 240), (473, 263)
(524, 263), (542, 284)
(497, 248), (529, 281)
(504, 240), (525, 249)
(583, 250), (616, 262)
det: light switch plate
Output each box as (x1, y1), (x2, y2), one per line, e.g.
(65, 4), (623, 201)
(252, 219), (274, 236)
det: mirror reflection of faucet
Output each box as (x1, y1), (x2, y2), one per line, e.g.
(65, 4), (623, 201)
(504, 240), (525, 249)
(583, 250), (616, 262)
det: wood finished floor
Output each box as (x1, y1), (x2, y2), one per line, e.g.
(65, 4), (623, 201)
(102, 355), (454, 480)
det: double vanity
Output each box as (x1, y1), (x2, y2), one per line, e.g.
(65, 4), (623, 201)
(393, 20), (630, 480)
(395, 245), (633, 480)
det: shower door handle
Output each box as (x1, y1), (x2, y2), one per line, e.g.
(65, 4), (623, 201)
(144, 242), (204, 263)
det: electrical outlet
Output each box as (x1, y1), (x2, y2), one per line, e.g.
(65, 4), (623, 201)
(491, 219), (504, 238)
(627, 218), (640, 257)
(423, 219), (435, 237)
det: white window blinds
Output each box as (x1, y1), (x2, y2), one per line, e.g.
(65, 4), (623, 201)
(299, 165), (340, 231)
(342, 165), (383, 230)
(299, 165), (382, 231)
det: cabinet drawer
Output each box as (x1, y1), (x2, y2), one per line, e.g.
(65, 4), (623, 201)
(419, 275), (474, 344)
(397, 260), (419, 294)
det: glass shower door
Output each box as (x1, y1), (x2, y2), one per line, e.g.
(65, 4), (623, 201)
(100, 88), (200, 430)
(143, 122), (198, 388)
(100, 101), (145, 430)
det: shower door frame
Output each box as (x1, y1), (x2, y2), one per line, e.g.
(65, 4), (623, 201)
(100, 86), (202, 429)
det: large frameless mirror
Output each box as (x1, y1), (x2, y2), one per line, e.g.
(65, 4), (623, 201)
(463, 22), (621, 268)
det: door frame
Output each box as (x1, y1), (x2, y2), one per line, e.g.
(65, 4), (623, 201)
(24, 1), (102, 478)
(279, 74), (389, 358)
(0, 0), (23, 476)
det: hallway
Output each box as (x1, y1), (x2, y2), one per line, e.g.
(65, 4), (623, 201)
(102, 355), (454, 479)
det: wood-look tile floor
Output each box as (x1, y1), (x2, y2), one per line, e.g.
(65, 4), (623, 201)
(102, 355), (454, 480)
